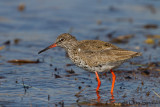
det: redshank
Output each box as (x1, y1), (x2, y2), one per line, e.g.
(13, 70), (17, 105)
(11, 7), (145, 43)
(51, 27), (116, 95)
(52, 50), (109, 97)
(38, 33), (141, 94)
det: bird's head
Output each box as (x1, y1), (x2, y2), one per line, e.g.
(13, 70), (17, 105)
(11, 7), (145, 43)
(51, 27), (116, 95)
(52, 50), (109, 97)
(38, 33), (77, 54)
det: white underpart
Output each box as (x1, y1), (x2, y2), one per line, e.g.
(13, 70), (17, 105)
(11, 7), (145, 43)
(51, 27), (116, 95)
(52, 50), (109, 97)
(106, 47), (113, 50)
(78, 48), (81, 52)
(92, 64), (114, 72)
(74, 58), (115, 72)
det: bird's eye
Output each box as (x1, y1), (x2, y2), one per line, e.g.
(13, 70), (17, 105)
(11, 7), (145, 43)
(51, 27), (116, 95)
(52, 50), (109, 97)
(60, 38), (64, 42)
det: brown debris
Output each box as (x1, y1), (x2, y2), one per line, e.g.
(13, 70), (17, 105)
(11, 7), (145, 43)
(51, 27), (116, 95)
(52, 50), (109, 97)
(146, 91), (150, 96)
(66, 64), (74, 66)
(141, 81), (144, 85)
(138, 62), (160, 74)
(7, 59), (40, 65)
(54, 74), (61, 78)
(122, 93), (127, 98)
(141, 70), (150, 76)
(149, 62), (160, 67)
(155, 68), (160, 72)
(18, 3), (25, 12)
(146, 35), (160, 39)
(111, 35), (134, 43)
(14, 38), (21, 45)
(143, 24), (158, 29)
(66, 69), (75, 74)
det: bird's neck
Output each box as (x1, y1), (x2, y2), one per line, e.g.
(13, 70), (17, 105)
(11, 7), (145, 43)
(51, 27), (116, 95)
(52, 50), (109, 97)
(63, 40), (78, 51)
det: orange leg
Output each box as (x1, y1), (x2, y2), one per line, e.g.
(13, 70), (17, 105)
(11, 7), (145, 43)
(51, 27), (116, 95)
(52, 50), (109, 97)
(110, 69), (116, 94)
(95, 71), (101, 92)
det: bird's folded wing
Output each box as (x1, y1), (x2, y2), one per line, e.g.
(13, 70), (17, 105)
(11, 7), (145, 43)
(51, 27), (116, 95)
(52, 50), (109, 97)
(79, 49), (141, 67)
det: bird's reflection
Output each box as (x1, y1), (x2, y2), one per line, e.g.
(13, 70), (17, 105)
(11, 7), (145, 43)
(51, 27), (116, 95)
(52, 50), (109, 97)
(96, 91), (101, 102)
(110, 92), (115, 103)
(96, 91), (115, 103)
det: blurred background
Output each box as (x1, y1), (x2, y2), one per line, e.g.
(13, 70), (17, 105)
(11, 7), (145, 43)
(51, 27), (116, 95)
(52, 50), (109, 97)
(0, 0), (160, 106)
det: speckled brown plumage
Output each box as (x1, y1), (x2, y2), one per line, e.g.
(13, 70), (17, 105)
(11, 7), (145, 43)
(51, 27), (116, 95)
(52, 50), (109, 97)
(38, 33), (142, 93)
(49, 33), (141, 72)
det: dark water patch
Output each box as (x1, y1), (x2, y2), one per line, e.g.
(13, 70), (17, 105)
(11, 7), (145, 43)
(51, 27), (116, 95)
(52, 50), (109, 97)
(124, 76), (132, 79)
(0, 76), (6, 79)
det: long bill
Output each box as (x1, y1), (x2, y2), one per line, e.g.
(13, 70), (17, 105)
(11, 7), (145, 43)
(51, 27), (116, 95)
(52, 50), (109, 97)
(38, 43), (57, 54)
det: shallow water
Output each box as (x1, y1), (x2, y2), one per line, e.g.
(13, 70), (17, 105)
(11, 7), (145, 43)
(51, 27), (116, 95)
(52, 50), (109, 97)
(0, 0), (160, 106)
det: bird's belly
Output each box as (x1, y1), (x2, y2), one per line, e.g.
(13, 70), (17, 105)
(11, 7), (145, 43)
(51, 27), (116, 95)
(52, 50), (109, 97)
(68, 52), (122, 72)
(77, 61), (114, 72)
(91, 64), (114, 72)
(69, 56), (115, 72)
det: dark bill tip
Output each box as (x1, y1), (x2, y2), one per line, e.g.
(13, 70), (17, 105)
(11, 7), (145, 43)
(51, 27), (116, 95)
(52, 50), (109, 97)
(38, 47), (49, 54)
(38, 43), (57, 54)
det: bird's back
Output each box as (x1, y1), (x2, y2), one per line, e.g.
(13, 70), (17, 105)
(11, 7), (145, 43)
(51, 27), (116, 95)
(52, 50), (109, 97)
(76, 40), (119, 51)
